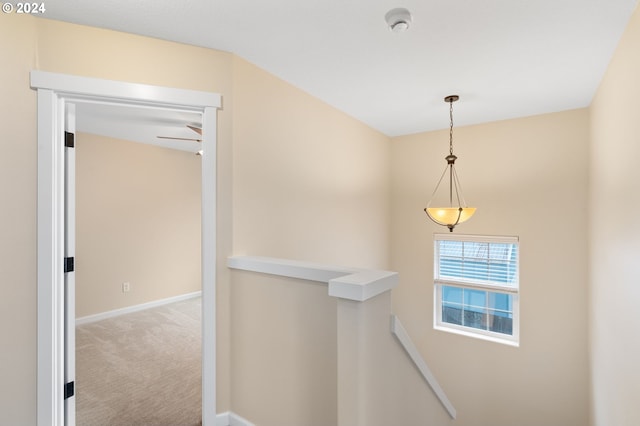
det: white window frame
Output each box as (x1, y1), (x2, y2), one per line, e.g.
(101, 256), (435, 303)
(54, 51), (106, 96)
(433, 233), (520, 346)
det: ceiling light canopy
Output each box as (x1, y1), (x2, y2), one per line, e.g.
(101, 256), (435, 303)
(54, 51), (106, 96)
(385, 8), (412, 33)
(424, 95), (476, 232)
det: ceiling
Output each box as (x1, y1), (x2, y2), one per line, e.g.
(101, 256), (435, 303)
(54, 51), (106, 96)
(74, 102), (203, 153)
(40, 0), (638, 137)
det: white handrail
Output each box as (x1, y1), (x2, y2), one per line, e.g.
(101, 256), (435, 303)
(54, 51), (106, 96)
(391, 315), (457, 419)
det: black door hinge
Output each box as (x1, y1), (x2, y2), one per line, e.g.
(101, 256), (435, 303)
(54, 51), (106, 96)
(64, 381), (75, 399)
(65, 132), (75, 148)
(64, 257), (74, 273)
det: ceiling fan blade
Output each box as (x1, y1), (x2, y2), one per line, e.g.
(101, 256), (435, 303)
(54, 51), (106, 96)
(157, 135), (202, 142)
(155, 124), (202, 143)
(187, 124), (202, 135)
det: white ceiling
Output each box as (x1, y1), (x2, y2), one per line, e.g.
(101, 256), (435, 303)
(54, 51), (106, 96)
(40, 0), (638, 137)
(74, 102), (203, 153)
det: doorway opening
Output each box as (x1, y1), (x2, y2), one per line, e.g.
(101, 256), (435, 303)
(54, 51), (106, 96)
(31, 71), (220, 426)
(74, 132), (203, 424)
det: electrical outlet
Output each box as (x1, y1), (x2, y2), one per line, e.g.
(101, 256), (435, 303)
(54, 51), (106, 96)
(122, 282), (130, 293)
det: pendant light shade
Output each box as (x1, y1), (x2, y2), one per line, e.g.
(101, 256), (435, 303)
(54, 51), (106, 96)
(424, 95), (476, 232)
(425, 206), (476, 227)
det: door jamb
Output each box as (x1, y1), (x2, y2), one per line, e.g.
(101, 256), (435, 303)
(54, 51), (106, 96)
(31, 70), (221, 426)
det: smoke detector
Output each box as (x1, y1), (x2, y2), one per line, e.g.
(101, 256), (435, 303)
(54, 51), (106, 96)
(385, 8), (412, 33)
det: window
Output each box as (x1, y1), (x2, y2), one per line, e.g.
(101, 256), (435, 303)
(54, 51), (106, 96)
(434, 233), (519, 345)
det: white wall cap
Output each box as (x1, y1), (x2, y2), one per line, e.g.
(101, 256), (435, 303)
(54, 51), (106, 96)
(328, 270), (398, 301)
(227, 256), (397, 301)
(227, 256), (358, 283)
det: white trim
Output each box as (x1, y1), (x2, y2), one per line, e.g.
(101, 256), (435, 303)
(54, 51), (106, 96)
(215, 412), (230, 426)
(32, 71), (220, 426)
(391, 315), (457, 419)
(64, 103), (77, 425)
(31, 71), (221, 110)
(215, 411), (255, 426)
(227, 256), (398, 302)
(434, 278), (519, 294)
(201, 106), (217, 426)
(434, 232), (519, 243)
(75, 291), (202, 325)
(37, 88), (65, 426)
(434, 323), (520, 347)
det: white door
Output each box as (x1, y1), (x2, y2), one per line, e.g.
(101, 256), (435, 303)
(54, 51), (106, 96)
(64, 103), (76, 426)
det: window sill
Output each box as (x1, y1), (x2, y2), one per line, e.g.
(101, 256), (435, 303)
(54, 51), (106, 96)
(434, 324), (519, 347)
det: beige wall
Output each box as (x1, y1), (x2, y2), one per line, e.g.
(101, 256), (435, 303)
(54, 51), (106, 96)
(229, 56), (391, 424)
(75, 133), (202, 318)
(231, 272), (338, 426)
(231, 56), (390, 269)
(0, 14), (38, 426)
(589, 4), (640, 426)
(390, 109), (590, 426)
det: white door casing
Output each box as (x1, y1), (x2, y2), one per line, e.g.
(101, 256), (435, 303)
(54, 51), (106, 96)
(64, 103), (76, 426)
(31, 71), (221, 426)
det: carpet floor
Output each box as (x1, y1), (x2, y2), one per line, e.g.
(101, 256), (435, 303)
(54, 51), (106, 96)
(76, 297), (202, 426)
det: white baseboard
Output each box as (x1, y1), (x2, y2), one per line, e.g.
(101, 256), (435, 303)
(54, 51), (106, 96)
(216, 411), (255, 426)
(76, 291), (202, 326)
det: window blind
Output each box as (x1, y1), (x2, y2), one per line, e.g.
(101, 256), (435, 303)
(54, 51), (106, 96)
(434, 234), (519, 289)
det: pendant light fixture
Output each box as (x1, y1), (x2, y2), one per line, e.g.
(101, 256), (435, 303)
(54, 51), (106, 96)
(424, 95), (476, 232)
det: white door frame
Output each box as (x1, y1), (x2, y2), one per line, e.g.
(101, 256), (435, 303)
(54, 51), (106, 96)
(31, 70), (221, 426)
(63, 103), (77, 426)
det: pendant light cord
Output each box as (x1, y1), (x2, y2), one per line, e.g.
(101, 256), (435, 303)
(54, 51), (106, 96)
(448, 98), (455, 205)
(449, 99), (454, 155)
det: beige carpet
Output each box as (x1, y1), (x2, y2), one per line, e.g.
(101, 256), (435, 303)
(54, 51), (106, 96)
(76, 297), (202, 426)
